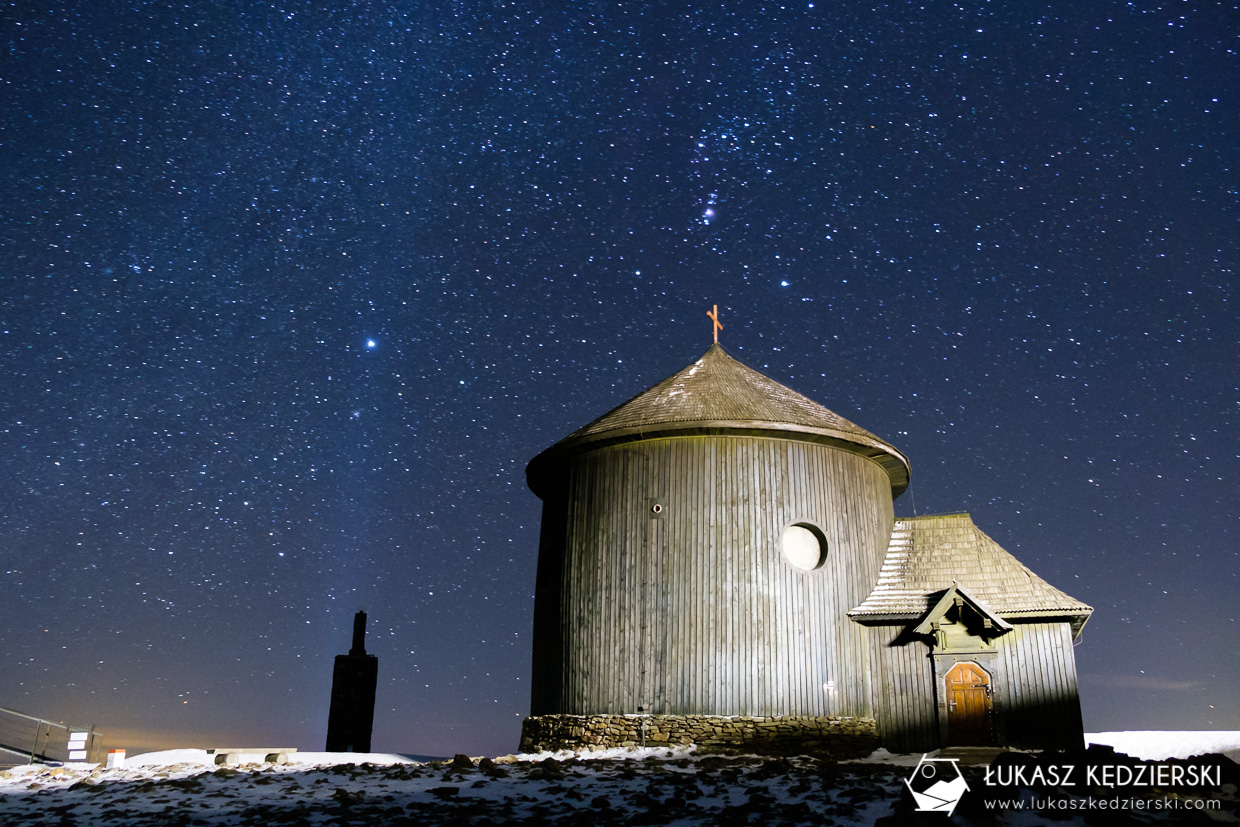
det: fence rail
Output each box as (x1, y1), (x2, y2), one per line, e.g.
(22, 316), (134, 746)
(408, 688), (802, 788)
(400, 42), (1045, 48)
(0, 706), (104, 766)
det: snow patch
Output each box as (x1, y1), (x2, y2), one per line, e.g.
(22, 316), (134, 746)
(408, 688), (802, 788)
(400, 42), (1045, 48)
(1086, 731), (1240, 762)
(126, 749), (215, 768)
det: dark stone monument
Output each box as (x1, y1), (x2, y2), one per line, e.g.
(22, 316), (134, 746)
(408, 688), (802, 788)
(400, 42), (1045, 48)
(325, 610), (378, 752)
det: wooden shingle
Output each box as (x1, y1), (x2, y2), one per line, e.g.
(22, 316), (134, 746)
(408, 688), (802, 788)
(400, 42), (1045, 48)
(849, 513), (1092, 636)
(528, 343), (910, 497)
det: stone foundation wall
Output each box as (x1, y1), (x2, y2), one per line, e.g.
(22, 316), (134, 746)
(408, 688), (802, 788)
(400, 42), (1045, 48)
(520, 714), (879, 758)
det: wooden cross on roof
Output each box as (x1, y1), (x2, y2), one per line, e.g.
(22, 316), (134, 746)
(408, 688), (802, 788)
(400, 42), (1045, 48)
(707, 304), (723, 343)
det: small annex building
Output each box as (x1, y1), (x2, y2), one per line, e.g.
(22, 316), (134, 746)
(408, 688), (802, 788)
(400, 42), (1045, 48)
(849, 515), (1092, 751)
(521, 339), (1091, 755)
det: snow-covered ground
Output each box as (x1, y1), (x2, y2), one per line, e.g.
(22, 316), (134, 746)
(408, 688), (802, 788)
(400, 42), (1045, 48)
(0, 733), (1235, 826)
(1087, 731), (1240, 763)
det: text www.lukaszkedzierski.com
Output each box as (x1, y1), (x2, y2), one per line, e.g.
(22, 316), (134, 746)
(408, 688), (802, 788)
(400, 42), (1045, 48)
(983, 797), (1220, 812)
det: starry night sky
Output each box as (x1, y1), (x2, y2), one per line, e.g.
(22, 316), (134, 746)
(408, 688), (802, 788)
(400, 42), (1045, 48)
(2, 2), (1236, 757)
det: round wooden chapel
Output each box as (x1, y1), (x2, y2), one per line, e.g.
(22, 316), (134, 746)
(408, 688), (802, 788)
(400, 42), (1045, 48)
(522, 331), (1090, 754)
(525, 343), (909, 722)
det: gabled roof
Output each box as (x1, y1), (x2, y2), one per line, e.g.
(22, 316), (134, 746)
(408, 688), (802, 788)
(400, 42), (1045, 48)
(527, 343), (909, 497)
(849, 514), (1093, 636)
(911, 582), (1014, 636)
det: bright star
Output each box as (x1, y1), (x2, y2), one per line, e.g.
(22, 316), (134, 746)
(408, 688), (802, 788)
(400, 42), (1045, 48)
(366, 339), (377, 349)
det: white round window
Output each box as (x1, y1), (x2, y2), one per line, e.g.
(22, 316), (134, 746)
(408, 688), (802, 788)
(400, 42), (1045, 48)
(782, 524), (826, 571)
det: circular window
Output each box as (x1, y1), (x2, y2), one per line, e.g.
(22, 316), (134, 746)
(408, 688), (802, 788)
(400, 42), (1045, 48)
(782, 523), (826, 571)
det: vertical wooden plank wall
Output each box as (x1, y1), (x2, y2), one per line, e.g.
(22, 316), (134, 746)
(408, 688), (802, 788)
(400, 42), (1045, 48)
(533, 434), (895, 718)
(865, 627), (938, 753)
(529, 486), (568, 714)
(996, 622), (1085, 749)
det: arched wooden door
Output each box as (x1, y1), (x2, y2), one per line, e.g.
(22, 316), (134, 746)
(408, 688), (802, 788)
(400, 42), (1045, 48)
(945, 661), (994, 746)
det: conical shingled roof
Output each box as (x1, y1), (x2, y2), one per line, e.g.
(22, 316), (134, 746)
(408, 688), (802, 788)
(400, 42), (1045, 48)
(527, 343), (910, 496)
(849, 514), (1093, 635)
